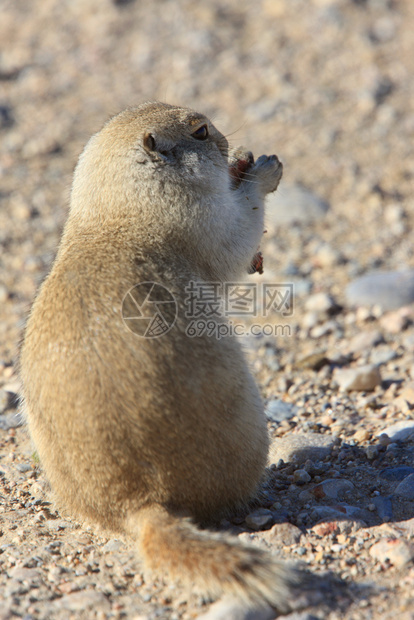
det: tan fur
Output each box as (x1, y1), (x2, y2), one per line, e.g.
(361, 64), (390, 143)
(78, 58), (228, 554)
(20, 102), (298, 610)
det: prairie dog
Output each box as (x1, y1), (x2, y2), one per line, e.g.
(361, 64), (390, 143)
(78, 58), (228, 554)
(20, 102), (299, 610)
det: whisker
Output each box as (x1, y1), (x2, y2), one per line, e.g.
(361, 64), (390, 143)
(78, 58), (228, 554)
(224, 121), (248, 140)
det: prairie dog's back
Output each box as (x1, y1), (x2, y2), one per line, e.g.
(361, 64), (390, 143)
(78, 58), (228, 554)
(21, 227), (267, 527)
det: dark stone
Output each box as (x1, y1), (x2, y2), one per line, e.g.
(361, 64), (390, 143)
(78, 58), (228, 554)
(0, 104), (14, 129)
(374, 77), (394, 106)
(372, 496), (393, 521)
(380, 467), (414, 481)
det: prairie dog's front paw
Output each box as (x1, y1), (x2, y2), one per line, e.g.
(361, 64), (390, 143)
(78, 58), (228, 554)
(253, 154), (283, 195)
(228, 147), (255, 189)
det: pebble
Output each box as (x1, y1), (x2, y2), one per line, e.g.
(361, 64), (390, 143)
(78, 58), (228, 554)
(312, 243), (344, 268)
(333, 364), (381, 391)
(245, 509), (274, 531)
(370, 16), (397, 43)
(311, 478), (354, 500)
(311, 518), (366, 536)
(384, 203), (405, 226)
(0, 607), (13, 620)
(56, 590), (109, 611)
(295, 351), (329, 371)
(345, 270), (414, 311)
(2, 381), (20, 398)
(197, 599), (275, 620)
(48, 566), (64, 583)
(0, 413), (22, 430)
(378, 434), (391, 447)
(311, 520), (343, 537)
(0, 284), (8, 303)
(283, 614), (320, 620)
(265, 399), (298, 423)
(46, 519), (72, 532)
(379, 467), (414, 482)
(298, 489), (313, 504)
(310, 320), (338, 339)
(15, 463), (32, 473)
(394, 397), (412, 414)
(379, 421), (414, 442)
(293, 469), (312, 484)
(372, 496), (394, 521)
(395, 517), (414, 536)
(346, 330), (383, 355)
(102, 539), (125, 553)
(301, 312), (319, 330)
(304, 292), (337, 315)
(398, 382), (414, 406)
(369, 538), (414, 568)
(0, 389), (10, 413)
(380, 308), (412, 334)
(8, 567), (41, 583)
(291, 279), (313, 297)
(282, 261), (300, 276)
(310, 504), (370, 522)
(353, 429), (370, 443)
(261, 522), (303, 546)
(269, 433), (335, 465)
(266, 184), (329, 226)
(394, 474), (414, 501)
(370, 346), (397, 366)
(366, 445), (379, 461)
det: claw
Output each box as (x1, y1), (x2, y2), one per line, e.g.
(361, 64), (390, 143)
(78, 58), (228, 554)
(248, 251), (264, 275)
(229, 149), (254, 189)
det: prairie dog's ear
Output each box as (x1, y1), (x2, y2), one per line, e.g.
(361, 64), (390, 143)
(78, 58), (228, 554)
(143, 132), (156, 152)
(142, 132), (172, 158)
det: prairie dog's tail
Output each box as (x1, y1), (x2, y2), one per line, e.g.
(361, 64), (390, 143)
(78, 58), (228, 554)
(126, 504), (299, 612)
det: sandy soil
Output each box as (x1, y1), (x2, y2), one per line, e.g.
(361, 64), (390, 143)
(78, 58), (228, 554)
(1, 0), (414, 618)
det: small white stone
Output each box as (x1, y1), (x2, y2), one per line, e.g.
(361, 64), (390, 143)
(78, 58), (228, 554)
(305, 292), (336, 314)
(334, 365), (381, 392)
(369, 538), (414, 568)
(379, 421), (414, 443)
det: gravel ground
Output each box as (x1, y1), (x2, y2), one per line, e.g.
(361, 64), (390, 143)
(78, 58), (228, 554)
(1, 0), (414, 618)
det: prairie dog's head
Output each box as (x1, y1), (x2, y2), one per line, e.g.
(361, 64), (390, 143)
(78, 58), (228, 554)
(69, 102), (230, 230)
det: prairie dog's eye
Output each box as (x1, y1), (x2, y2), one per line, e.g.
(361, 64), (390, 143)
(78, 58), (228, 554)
(191, 124), (209, 141)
